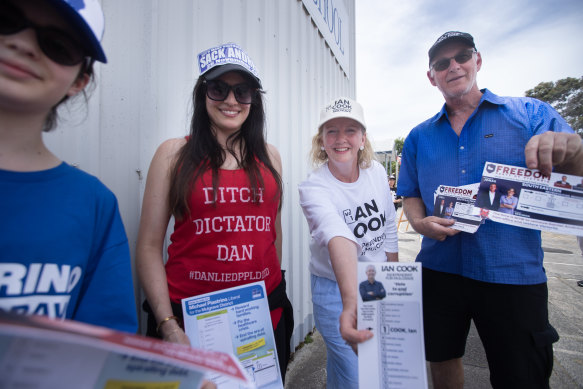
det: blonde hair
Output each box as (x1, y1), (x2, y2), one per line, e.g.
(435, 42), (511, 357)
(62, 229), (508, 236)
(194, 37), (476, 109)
(309, 125), (376, 169)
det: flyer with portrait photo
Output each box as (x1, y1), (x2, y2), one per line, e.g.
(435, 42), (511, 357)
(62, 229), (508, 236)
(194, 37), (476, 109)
(357, 262), (427, 389)
(182, 281), (282, 389)
(475, 162), (583, 236)
(432, 183), (482, 233)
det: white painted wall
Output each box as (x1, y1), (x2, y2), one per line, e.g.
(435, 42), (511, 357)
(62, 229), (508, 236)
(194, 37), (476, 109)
(44, 0), (356, 350)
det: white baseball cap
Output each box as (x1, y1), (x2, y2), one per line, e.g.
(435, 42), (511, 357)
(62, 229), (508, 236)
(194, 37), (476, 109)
(197, 43), (262, 88)
(46, 0), (107, 63)
(318, 97), (366, 130)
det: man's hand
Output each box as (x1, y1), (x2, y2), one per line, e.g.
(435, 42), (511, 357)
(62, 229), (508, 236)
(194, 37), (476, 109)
(525, 132), (583, 176)
(339, 309), (373, 354)
(412, 215), (460, 241)
(403, 197), (459, 241)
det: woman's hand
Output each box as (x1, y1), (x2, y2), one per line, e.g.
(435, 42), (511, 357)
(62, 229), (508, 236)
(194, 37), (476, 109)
(339, 308), (373, 354)
(200, 379), (217, 389)
(160, 322), (191, 346)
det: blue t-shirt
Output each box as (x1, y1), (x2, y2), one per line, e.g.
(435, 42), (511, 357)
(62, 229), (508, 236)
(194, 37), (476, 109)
(0, 163), (138, 332)
(397, 89), (573, 285)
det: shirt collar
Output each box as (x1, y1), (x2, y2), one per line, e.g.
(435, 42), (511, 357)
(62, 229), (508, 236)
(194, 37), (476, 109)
(432, 88), (506, 123)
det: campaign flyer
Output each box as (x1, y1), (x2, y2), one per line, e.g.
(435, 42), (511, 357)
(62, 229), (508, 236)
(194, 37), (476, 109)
(0, 312), (250, 389)
(182, 281), (282, 389)
(432, 183), (482, 233)
(475, 162), (583, 236)
(357, 262), (427, 389)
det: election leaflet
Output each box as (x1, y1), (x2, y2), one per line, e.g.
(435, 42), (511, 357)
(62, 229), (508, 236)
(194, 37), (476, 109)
(433, 183), (482, 233)
(476, 162), (583, 236)
(182, 281), (282, 389)
(0, 312), (251, 389)
(357, 262), (428, 389)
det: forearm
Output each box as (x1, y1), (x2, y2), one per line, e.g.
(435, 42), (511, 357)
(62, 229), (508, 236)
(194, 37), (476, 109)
(136, 247), (190, 345)
(403, 197), (427, 232)
(136, 247), (177, 332)
(329, 237), (376, 348)
(328, 237), (359, 313)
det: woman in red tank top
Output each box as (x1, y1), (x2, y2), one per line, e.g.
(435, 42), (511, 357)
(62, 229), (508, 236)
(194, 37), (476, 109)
(136, 43), (293, 381)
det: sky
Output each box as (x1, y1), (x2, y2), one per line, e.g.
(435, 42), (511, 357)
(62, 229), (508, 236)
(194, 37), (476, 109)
(355, 0), (583, 151)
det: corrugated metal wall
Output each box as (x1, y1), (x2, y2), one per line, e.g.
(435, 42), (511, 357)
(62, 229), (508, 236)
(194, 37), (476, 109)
(44, 0), (356, 350)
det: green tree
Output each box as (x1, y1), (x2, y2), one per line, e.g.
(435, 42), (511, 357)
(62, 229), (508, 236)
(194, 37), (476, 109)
(378, 137), (406, 176)
(386, 137), (405, 177)
(525, 76), (583, 137)
(393, 137), (404, 155)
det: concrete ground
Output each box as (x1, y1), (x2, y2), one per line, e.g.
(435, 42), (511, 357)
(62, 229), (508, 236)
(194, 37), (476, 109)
(284, 216), (583, 388)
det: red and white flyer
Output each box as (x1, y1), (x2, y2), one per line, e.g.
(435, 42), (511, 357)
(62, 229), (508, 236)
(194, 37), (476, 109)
(0, 312), (252, 389)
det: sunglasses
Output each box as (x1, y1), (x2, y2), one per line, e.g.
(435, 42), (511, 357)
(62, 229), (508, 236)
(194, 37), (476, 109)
(204, 80), (256, 104)
(430, 49), (476, 72)
(0, 1), (87, 66)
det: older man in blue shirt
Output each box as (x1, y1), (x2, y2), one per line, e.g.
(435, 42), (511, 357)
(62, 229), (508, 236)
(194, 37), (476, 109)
(359, 265), (386, 301)
(397, 31), (583, 389)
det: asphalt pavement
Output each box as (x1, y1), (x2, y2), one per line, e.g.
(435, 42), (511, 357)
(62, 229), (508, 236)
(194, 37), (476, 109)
(284, 216), (583, 388)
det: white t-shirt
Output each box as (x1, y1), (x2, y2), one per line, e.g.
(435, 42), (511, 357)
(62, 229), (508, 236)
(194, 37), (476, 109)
(299, 160), (398, 281)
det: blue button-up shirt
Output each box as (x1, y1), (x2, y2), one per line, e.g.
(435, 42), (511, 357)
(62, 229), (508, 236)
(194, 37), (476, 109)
(359, 279), (386, 301)
(397, 89), (573, 285)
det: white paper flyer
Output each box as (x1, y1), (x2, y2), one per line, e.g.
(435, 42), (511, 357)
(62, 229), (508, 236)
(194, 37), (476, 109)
(182, 281), (282, 389)
(475, 162), (583, 236)
(357, 262), (427, 389)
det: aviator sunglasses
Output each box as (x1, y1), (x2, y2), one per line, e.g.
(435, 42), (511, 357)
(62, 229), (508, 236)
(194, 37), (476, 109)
(0, 1), (87, 66)
(204, 79), (256, 104)
(430, 49), (476, 72)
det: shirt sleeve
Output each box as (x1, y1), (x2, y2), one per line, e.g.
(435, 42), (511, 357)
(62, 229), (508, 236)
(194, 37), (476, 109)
(72, 192), (138, 333)
(378, 282), (386, 299)
(528, 99), (573, 135)
(299, 175), (360, 250)
(359, 281), (368, 301)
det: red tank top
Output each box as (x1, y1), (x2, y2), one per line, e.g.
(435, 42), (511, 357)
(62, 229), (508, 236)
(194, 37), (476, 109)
(166, 165), (282, 324)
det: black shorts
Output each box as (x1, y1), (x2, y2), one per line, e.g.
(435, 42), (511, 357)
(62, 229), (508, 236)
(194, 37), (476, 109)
(422, 267), (559, 388)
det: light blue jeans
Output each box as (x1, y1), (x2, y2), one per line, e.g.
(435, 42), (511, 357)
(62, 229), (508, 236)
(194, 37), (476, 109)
(311, 274), (358, 389)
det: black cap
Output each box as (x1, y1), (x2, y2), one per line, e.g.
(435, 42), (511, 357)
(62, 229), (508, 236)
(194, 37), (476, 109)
(204, 64), (262, 89)
(389, 175), (396, 179)
(428, 31), (476, 65)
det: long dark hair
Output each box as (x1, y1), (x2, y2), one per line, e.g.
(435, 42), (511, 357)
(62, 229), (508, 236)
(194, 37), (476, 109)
(169, 74), (282, 220)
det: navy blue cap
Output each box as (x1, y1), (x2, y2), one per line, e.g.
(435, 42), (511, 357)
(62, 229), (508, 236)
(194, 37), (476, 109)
(428, 31), (475, 65)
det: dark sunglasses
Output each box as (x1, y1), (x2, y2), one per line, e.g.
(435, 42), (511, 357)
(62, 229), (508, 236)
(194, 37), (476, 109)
(0, 1), (87, 66)
(430, 49), (476, 72)
(204, 79), (256, 104)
